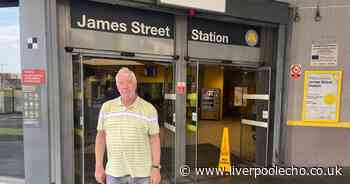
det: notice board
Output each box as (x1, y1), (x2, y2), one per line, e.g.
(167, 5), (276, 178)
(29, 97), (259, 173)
(302, 70), (342, 122)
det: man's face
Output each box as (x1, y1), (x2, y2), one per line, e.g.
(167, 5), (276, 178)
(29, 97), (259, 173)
(116, 73), (137, 98)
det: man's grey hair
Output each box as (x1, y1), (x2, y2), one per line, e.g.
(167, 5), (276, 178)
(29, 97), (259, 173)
(115, 67), (137, 84)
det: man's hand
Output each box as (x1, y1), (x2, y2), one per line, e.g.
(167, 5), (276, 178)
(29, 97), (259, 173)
(95, 131), (106, 183)
(95, 166), (106, 184)
(150, 168), (161, 184)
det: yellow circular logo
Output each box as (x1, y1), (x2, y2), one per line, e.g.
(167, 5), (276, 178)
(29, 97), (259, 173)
(245, 30), (258, 47)
(324, 94), (336, 105)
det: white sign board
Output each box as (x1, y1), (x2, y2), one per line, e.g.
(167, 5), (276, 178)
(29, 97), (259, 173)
(302, 71), (342, 122)
(263, 110), (269, 120)
(234, 87), (243, 106)
(159, 0), (226, 13)
(234, 87), (248, 107)
(311, 43), (338, 67)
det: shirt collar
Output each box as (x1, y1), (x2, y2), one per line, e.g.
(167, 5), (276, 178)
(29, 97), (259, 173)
(117, 96), (139, 109)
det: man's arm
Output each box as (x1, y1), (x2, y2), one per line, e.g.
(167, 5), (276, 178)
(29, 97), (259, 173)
(149, 134), (161, 184)
(150, 134), (160, 166)
(95, 131), (106, 168)
(95, 131), (106, 184)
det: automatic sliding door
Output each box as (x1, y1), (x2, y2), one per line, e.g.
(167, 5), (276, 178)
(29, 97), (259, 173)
(73, 56), (177, 183)
(72, 54), (85, 184)
(185, 62), (199, 182)
(240, 67), (271, 166)
(159, 63), (176, 183)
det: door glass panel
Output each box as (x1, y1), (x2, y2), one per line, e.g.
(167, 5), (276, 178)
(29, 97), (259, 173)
(72, 54), (84, 184)
(159, 63), (176, 183)
(73, 56), (176, 183)
(240, 67), (270, 166)
(185, 62), (198, 181)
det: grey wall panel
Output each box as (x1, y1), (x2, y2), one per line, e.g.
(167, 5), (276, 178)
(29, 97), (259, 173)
(46, 1), (62, 183)
(19, 0), (51, 183)
(286, 4), (350, 122)
(272, 25), (287, 165)
(288, 127), (350, 166)
(226, 0), (289, 24)
(58, 0), (74, 183)
(174, 15), (187, 179)
(70, 29), (174, 56)
(188, 41), (261, 62)
(285, 1), (350, 167)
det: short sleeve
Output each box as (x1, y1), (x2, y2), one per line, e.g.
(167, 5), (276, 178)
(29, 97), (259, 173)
(97, 103), (108, 131)
(148, 106), (160, 135)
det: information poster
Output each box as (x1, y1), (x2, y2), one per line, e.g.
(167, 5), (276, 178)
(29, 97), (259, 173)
(311, 43), (338, 66)
(234, 87), (248, 107)
(234, 87), (243, 106)
(302, 71), (342, 122)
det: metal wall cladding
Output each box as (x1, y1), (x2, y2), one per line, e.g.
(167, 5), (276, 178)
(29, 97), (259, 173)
(286, 2), (350, 167)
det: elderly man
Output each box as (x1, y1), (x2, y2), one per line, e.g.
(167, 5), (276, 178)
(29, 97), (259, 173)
(95, 67), (161, 184)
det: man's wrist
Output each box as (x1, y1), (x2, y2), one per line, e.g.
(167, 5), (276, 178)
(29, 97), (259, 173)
(151, 164), (162, 169)
(96, 163), (104, 169)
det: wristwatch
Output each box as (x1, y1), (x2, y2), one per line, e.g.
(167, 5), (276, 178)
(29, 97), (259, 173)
(152, 165), (162, 169)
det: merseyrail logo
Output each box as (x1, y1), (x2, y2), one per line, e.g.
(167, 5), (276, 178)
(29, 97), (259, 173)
(245, 30), (258, 47)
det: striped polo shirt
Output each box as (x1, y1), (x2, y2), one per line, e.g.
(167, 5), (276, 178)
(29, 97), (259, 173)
(97, 96), (159, 177)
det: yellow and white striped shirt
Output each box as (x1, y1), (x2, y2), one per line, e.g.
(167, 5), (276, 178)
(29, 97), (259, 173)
(97, 96), (159, 177)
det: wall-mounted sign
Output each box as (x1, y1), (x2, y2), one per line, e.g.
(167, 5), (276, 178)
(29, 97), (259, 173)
(290, 64), (302, 80)
(188, 18), (260, 46)
(71, 0), (174, 39)
(159, 0), (226, 13)
(176, 82), (186, 94)
(21, 69), (45, 85)
(234, 87), (248, 107)
(22, 85), (41, 127)
(302, 70), (342, 122)
(311, 43), (338, 67)
(27, 37), (38, 49)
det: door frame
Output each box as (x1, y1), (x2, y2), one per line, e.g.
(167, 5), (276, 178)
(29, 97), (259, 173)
(241, 66), (271, 166)
(186, 58), (274, 168)
(70, 51), (178, 183)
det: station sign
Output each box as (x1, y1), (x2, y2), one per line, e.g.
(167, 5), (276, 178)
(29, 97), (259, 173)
(188, 18), (261, 47)
(71, 0), (174, 39)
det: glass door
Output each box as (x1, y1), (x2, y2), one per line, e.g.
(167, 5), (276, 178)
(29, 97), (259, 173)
(159, 62), (176, 183)
(72, 54), (85, 184)
(185, 62), (199, 182)
(73, 55), (177, 183)
(240, 67), (271, 166)
(73, 54), (98, 184)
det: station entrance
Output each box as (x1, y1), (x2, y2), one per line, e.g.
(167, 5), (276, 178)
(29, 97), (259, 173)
(72, 54), (176, 184)
(70, 54), (273, 184)
(185, 61), (272, 182)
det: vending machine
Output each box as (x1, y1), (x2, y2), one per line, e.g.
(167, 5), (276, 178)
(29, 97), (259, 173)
(200, 88), (220, 120)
